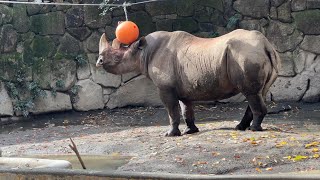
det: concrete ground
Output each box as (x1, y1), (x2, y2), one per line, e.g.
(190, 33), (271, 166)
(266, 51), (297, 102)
(0, 102), (320, 175)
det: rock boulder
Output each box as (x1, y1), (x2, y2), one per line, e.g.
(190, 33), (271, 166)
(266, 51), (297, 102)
(31, 91), (72, 114)
(0, 82), (14, 117)
(270, 75), (308, 102)
(233, 0), (269, 18)
(73, 79), (104, 111)
(107, 76), (162, 109)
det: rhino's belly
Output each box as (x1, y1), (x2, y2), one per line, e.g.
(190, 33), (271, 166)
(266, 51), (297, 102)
(176, 79), (239, 101)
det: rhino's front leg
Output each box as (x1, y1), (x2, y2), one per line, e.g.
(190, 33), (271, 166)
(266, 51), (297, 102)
(159, 88), (181, 136)
(179, 100), (199, 134)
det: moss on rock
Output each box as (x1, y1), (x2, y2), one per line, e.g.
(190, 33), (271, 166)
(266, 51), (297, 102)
(198, 0), (223, 12)
(292, 10), (320, 35)
(30, 11), (65, 35)
(13, 4), (30, 33)
(173, 18), (198, 33)
(31, 36), (56, 58)
(0, 5), (13, 25)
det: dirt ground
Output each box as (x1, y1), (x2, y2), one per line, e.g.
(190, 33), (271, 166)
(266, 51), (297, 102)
(1, 102), (320, 175)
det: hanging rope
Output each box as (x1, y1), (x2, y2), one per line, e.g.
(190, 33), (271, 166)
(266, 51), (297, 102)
(123, 2), (129, 21)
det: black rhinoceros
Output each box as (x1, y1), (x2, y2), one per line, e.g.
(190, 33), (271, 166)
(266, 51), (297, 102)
(97, 29), (281, 136)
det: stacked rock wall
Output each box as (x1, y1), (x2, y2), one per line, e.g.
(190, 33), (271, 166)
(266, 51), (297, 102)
(0, 0), (319, 119)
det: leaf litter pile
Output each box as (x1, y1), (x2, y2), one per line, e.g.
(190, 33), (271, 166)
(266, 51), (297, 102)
(0, 103), (320, 175)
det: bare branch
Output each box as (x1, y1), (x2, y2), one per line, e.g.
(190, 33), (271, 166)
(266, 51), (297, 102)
(69, 138), (86, 169)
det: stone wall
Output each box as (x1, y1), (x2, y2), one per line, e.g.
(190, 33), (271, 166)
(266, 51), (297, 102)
(0, 0), (319, 119)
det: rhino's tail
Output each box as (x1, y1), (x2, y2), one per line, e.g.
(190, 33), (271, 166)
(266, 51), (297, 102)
(262, 42), (281, 98)
(266, 43), (281, 73)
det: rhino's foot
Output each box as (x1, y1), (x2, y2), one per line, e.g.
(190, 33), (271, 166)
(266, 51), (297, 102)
(183, 126), (199, 135)
(235, 124), (249, 131)
(165, 128), (181, 137)
(248, 125), (263, 131)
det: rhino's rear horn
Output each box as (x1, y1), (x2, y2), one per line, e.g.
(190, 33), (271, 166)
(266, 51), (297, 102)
(112, 39), (121, 49)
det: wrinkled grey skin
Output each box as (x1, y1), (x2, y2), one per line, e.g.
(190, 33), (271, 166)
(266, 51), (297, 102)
(97, 29), (281, 136)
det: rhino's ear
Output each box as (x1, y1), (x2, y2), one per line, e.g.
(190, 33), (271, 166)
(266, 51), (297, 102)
(99, 33), (109, 54)
(130, 37), (147, 53)
(137, 37), (147, 50)
(112, 38), (121, 49)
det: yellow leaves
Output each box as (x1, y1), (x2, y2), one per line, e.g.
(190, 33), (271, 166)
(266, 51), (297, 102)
(260, 135), (269, 138)
(270, 134), (277, 138)
(243, 137), (261, 146)
(313, 154), (319, 159)
(197, 123), (207, 127)
(312, 148), (319, 153)
(275, 141), (288, 148)
(230, 132), (238, 140)
(304, 142), (320, 158)
(305, 142), (319, 148)
(283, 155), (308, 161)
(255, 168), (262, 173)
(292, 155), (308, 161)
(252, 157), (267, 168)
(283, 156), (292, 160)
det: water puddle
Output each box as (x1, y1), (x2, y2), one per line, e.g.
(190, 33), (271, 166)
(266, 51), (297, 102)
(25, 154), (132, 170)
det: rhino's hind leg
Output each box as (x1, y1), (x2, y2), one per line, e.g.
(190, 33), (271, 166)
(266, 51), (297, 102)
(235, 105), (253, 130)
(179, 100), (199, 134)
(159, 89), (182, 136)
(246, 94), (267, 131)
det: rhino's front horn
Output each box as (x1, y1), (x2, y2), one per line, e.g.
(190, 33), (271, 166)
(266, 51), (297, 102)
(99, 33), (109, 54)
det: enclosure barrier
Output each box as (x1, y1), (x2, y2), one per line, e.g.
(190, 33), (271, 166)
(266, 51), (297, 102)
(1, 169), (320, 180)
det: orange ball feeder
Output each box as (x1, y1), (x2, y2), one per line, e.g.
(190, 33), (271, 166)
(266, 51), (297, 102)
(115, 21), (139, 45)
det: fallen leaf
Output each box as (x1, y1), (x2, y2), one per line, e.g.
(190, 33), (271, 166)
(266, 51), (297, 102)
(234, 154), (241, 159)
(252, 157), (257, 163)
(230, 132), (238, 139)
(312, 148), (319, 153)
(212, 152), (220, 156)
(313, 154), (319, 159)
(251, 141), (258, 145)
(175, 157), (184, 163)
(283, 156), (292, 160)
(305, 142), (319, 148)
(255, 168), (262, 173)
(198, 161), (208, 165)
(266, 167), (273, 171)
(193, 161), (208, 166)
(276, 141), (288, 148)
(289, 137), (296, 141)
(292, 155), (308, 162)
